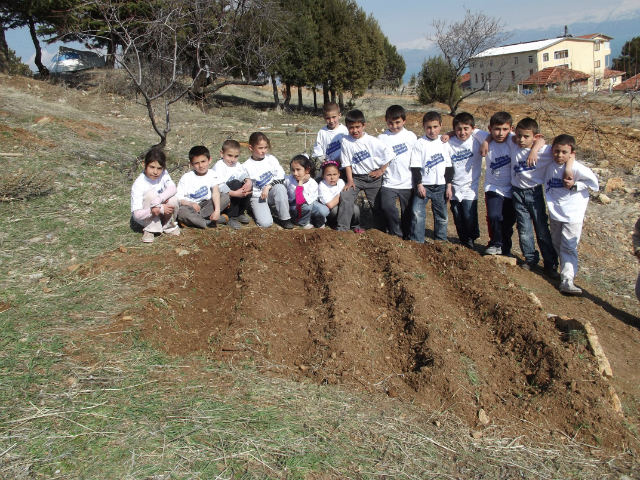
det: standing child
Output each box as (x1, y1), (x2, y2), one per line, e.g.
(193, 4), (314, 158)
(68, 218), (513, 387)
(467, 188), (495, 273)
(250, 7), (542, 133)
(337, 109), (395, 233)
(444, 112), (488, 249)
(312, 102), (349, 172)
(409, 111), (453, 243)
(545, 134), (598, 295)
(318, 160), (360, 228)
(242, 132), (293, 229)
(378, 105), (417, 239)
(284, 155), (328, 228)
(212, 139), (253, 230)
(176, 146), (229, 229)
(130, 149), (181, 243)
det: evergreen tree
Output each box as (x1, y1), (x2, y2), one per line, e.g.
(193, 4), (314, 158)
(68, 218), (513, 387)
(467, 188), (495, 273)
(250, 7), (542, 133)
(417, 56), (461, 106)
(613, 37), (640, 79)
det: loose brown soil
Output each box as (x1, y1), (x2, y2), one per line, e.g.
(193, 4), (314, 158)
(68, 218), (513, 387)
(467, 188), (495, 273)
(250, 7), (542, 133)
(104, 228), (640, 452)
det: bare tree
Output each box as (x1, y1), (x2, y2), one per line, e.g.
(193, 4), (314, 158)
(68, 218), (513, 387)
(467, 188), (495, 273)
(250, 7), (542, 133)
(76, 0), (283, 150)
(428, 9), (511, 114)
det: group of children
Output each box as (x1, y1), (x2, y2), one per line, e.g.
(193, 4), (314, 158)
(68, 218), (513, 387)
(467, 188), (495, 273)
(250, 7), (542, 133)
(130, 102), (598, 296)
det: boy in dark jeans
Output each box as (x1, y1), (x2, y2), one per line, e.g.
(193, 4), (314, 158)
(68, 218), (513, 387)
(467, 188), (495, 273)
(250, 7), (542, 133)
(212, 140), (253, 229)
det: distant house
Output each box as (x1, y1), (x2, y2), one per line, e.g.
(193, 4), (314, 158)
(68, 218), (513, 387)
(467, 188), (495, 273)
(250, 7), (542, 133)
(459, 73), (471, 90)
(613, 73), (640, 92)
(518, 66), (590, 92)
(469, 32), (613, 92)
(603, 68), (626, 89)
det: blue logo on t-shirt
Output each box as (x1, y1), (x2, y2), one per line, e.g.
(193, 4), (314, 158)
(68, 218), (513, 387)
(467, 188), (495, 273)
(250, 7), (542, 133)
(256, 171), (274, 189)
(188, 185), (209, 200)
(490, 155), (511, 175)
(514, 160), (535, 176)
(327, 141), (341, 156)
(426, 153), (444, 171)
(451, 149), (472, 164)
(545, 177), (564, 193)
(352, 150), (371, 166)
(392, 143), (408, 156)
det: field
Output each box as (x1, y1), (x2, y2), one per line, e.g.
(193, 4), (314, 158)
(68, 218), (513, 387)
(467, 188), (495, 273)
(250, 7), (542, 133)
(1, 73), (640, 478)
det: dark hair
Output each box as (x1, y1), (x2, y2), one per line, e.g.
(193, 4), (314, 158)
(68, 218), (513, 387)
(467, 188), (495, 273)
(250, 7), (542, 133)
(552, 134), (576, 152)
(452, 112), (475, 128)
(322, 102), (340, 115)
(248, 132), (271, 149)
(385, 105), (406, 121)
(291, 154), (316, 178)
(345, 109), (366, 126)
(423, 111), (442, 124)
(188, 145), (210, 161)
(490, 111), (513, 127)
(221, 139), (241, 152)
(144, 148), (167, 169)
(515, 117), (539, 135)
(321, 160), (340, 173)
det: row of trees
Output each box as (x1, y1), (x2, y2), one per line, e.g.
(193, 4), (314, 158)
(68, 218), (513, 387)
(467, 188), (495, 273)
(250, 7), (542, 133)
(613, 36), (640, 80)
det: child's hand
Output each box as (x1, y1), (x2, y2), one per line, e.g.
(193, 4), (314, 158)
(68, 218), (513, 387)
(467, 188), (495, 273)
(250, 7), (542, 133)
(191, 202), (201, 213)
(563, 176), (575, 189)
(526, 151), (538, 168)
(242, 180), (252, 194)
(368, 168), (384, 179)
(229, 189), (242, 198)
(163, 204), (175, 216)
(445, 184), (452, 202)
(416, 184), (426, 199)
(209, 210), (220, 222)
(298, 174), (311, 186)
(151, 206), (161, 216)
(480, 140), (489, 157)
(343, 181), (355, 191)
(440, 134), (450, 143)
(260, 185), (271, 200)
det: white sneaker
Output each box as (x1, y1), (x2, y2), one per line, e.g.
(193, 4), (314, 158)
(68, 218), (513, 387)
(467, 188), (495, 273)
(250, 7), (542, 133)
(560, 281), (582, 296)
(142, 231), (155, 243)
(302, 223), (314, 229)
(484, 245), (501, 256)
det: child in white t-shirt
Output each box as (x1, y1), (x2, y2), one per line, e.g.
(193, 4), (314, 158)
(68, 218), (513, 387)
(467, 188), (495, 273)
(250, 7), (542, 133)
(284, 155), (328, 228)
(337, 109), (395, 233)
(312, 102), (349, 175)
(378, 105), (417, 239)
(409, 111), (453, 243)
(211, 139), (253, 230)
(318, 161), (360, 228)
(544, 134), (598, 295)
(130, 149), (180, 243)
(176, 145), (229, 229)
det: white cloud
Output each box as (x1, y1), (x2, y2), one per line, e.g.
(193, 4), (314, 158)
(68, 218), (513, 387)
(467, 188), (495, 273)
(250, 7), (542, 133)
(27, 48), (56, 71)
(395, 37), (433, 50)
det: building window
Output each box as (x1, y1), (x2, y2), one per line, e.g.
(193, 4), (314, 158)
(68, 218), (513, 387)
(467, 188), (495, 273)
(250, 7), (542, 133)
(475, 73), (478, 83)
(543, 53), (549, 62)
(514, 57), (519, 65)
(595, 42), (601, 51)
(554, 50), (568, 59)
(502, 59), (507, 66)
(487, 73), (491, 82)
(595, 78), (602, 87)
(481, 73), (485, 83)
(595, 60), (601, 68)
(471, 62), (476, 69)
(528, 55), (533, 63)
(480, 62), (483, 68)
(489, 60), (494, 67)
(511, 71), (515, 81)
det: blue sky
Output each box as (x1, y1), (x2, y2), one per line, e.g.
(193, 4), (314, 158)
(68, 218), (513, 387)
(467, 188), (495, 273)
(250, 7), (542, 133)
(5, 0), (640, 81)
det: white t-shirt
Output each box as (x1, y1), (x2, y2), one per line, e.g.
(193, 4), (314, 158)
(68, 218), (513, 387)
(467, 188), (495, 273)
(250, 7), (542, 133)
(510, 143), (554, 189)
(284, 174), (319, 204)
(484, 133), (514, 197)
(243, 154), (286, 198)
(211, 159), (249, 184)
(445, 130), (488, 201)
(130, 170), (175, 212)
(544, 160), (599, 223)
(312, 124), (349, 162)
(318, 179), (345, 205)
(176, 170), (219, 203)
(341, 133), (395, 176)
(410, 135), (452, 186)
(379, 128), (417, 189)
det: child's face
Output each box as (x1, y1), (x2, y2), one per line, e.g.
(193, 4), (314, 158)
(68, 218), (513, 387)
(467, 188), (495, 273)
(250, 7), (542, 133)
(190, 154), (211, 175)
(144, 160), (164, 180)
(323, 110), (341, 130)
(249, 140), (269, 160)
(423, 120), (442, 140)
(515, 128), (535, 149)
(552, 144), (573, 165)
(491, 123), (512, 143)
(221, 148), (240, 167)
(454, 123), (474, 142)
(386, 117), (406, 134)
(290, 161), (308, 182)
(347, 121), (365, 139)
(323, 165), (340, 186)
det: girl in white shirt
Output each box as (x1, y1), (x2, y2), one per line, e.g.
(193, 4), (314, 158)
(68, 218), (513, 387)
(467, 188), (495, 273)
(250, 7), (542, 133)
(284, 155), (329, 228)
(130, 149), (180, 243)
(318, 161), (360, 229)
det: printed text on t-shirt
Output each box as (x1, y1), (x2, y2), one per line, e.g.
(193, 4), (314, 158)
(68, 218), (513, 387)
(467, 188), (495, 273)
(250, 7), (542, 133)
(490, 155), (511, 175)
(426, 153), (445, 171)
(188, 185), (209, 200)
(451, 149), (472, 163)
(327, 141), (341, 156)
(514, 160), (535, 176)
(392, 143), (408, 156)
(256, 171), (274, 189)
(352, 150), (372, 166)
(545, 177), (564, 193)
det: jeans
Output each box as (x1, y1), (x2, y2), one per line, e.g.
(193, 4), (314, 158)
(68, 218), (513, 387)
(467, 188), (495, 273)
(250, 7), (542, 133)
(337, 174), (384, 232)
(224, 179), (251, 218)
(409, 184), (448, 243)
(379, 187), (413, 239)
(290, 200), (330, 227)
(512, 185), (558, 268)
(450, 199), (479, 246)
(485, 191), (516, 254)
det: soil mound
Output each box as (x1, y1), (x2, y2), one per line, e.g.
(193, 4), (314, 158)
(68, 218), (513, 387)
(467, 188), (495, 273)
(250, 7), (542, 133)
(117, 228), (632, 449)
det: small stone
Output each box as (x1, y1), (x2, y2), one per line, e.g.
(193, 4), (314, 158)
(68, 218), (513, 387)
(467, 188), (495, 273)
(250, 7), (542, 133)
(299, 364), (308, 371)
(604, 177), (624, 193)
(122, 316), (133, 321)
(330, 352), (337, 359)
(67, 264), (80, 272)
(43, 287), (52, 293)
(472, 431), (484, 439)
(528, 292), (543, 309)
(598, 193), (612, 205)
(435, 420), (441, 427)
(387, 387), (398, 398)
(341, 371), (349, 376)
(178, 250), (189, 256)
(118, 246), (128, 253)
(478, 409), (489, 425)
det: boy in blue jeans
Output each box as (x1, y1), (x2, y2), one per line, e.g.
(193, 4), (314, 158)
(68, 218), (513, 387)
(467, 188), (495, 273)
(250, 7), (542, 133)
(409, 111), (453, 243)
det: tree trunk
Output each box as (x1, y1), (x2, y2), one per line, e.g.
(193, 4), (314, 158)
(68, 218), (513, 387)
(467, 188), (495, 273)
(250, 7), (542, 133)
(283, 82), (292, 109)
(312, 87), (317, 113)
(338, 93), (344, 110)
(330, 89), (336, 102)
(28, 16), (48, 77)
(271, 74), (279, 109)
(297, 85), (303, 111)
(0, 25), (9, 74)
(105, 32), (116, 69)
(323, 82), (329, 104)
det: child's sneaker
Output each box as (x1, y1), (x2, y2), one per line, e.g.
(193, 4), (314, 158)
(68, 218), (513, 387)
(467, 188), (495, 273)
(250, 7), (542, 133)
(302, 223), (314, 230)
(279, 219), (295, 229)
(238, 213), (251, 224)
(218, 214), (229, 225)
(353, 227), (365, 234)
(166, 227), (180, 236)
(560, 280), (582, 296)
(142, 231), (155, 243)
(520, 262), (535, 271)
(484, 245), (501, 256)
(544, 265), (561, 280)
(228, 217), (242, 230)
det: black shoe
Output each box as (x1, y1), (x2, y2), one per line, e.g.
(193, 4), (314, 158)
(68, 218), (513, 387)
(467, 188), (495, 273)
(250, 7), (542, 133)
(544, 265), (560, 280)
(228, 217), (242, 230)
(279, 219), (295, 229)
(520, 262), (536, 271)
(464, 239), (475, 249)
(238, 213), (251, 224)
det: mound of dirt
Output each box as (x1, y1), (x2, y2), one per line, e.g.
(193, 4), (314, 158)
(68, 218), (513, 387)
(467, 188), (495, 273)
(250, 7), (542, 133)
(113, 229), (634, 450)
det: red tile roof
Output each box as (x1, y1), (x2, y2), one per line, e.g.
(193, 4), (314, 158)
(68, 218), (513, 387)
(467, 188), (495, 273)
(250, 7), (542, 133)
(459, 73), (471, 88)
(613, 73), (640, 91)
(576, 33), (613, 40)
(518, 66), (590, 85)
(604, 68), (625, 78)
